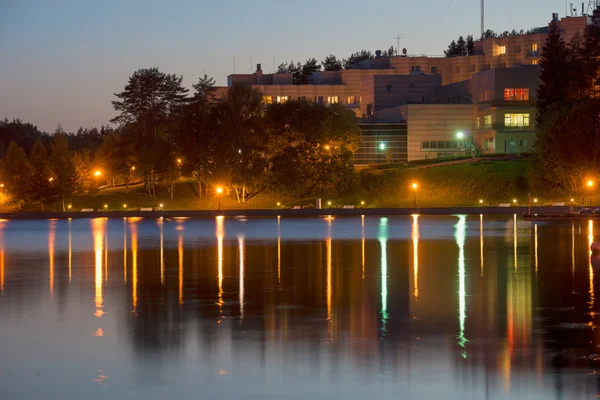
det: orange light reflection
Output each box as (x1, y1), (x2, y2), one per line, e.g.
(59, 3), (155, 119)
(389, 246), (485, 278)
(92, 218), (105, 318)
(130, 220), (138, 313)
(49, 221), (56, 299)
(412, 214), (419, 299)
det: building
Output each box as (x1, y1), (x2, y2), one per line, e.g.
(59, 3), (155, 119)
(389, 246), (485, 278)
(220, 14), (590, 164)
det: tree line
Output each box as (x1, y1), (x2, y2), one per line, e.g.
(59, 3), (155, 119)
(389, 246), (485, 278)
(532, 8), (600, 194)
(444, 27), (546, 57)
(277, 48), (395, 84)
(0, 69), (360, 209)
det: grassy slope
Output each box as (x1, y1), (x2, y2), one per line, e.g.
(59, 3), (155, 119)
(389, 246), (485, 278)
(2, 159), (582, 211)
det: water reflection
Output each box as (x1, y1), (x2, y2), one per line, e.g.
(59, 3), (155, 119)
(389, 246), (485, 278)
(0, 215), (599, 399)
(48, 220), (56, 299)
(589, 220), (595, 321)
(412, 215), (419, 299)
(455, 215), (467, 357)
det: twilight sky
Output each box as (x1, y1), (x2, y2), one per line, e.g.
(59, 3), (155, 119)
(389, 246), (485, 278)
(1, 0), (565, 132)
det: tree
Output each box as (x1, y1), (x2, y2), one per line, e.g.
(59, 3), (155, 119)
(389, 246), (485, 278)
(466, 35), (475, 55)
(536, 19), (569, 126)
(2, 141), (33, 209)
(298, 58), (321, 84)
(277, 61), (302, 84)
(29, 140), (52, 208)
(49, 134), (75, 211)
(72, 150), (93, 194)
(566, 32), (588, 101)
(456, 36), (467, 56)
(583, 5), (600, 98)
(111, 67), (189, 197)
(343, 50), (374, 69)
(322, 54), (342, 71)
(444, 40), (458, 57)
(481, 29), (497, 39)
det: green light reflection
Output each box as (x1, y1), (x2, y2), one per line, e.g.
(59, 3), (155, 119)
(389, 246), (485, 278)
(379, 217), (388, 332)
(455, 215), (468, 357)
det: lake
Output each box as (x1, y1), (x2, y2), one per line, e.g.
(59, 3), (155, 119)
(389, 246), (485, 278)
(0, 215), (599, 399)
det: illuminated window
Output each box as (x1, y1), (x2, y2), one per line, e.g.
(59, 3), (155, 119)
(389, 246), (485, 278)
(499, 45), (506, 55)
(484, 115), (492, 129)
(504, 113), (530, 127)
(263, 96), (273, 104)
(347, 96), (358, 104)
(476, 117), (481, 129)
(276, 96), (288, 104)
(315, 96), (324, 104)
(504, 88), (530, 101)
(532, 43), (538, 52)
(532, 60), (538, 65)
(328, 96), (339, 104)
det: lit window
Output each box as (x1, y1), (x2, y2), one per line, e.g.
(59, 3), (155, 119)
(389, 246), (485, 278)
(484, 115), (492, 129)
(347, 96), (358, 104)
(532, 43), (538, 52)
(532, 60), (538, 65)
(504, 113), (530, 127)
(276, 96), (288, 104)
(504, 88), (530, 101)
(263, 96), (273, 104)
(499, 45), (506, 55)
(327, 96), (339, 104)
(476, 117), (481, 129)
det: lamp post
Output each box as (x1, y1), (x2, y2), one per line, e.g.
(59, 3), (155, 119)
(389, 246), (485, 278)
(587, 180), (595, 207)
(411, 183), (418, 208)
(216, 187), (223, 210)
(94, 170), (101, 188)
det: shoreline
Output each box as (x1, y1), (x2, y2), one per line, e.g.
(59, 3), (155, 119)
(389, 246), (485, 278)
(0, 206), (566, 220)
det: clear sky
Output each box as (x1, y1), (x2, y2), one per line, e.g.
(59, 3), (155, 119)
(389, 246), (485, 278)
(0, 0), (566, 132)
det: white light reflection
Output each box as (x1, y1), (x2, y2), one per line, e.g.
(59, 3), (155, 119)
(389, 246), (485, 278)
(130, 220), (138, 313)
(379, 217), (388, 333)
(412, 214), (419, 299)
(571, 222), (575, 293)
(239, 235), (245, 322)
(123, 218), (127, 284)
(0, 220), (5, 295)
(455, 215), (467, 357)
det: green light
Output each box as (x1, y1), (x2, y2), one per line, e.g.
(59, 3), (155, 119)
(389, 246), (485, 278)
(379, 143), (386, 150)
(455, 215), (468, 355)
(379, 217), (389, 333)
(456, 132), (465, 140)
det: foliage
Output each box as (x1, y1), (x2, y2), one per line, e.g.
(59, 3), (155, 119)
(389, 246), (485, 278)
(0, 119), (49, 154)
(342, 50), (374, 69)
(49, 133), (76, 210)
(1, 141), (33, 207)
(29, 140), (53, 204)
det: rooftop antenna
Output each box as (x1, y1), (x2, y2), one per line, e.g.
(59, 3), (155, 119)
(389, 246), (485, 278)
(390, 34), (404, 56)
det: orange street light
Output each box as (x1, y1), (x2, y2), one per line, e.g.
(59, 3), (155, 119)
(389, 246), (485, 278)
(48, 177), (54, 183)
(479, 199), (484, 204)
(122, 204), (127, 209)
(0, 183), (4, 188)
(67, 204), (72, 209)
(104, 204), (108, 209)
(411, 182), (419, 207)
(177, 158), (182, 165)
(159, 203), (164, 209)
(588, 180), (594, 188)
(324, 145), (331, 151)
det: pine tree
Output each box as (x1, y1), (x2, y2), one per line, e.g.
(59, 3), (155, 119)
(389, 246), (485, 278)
(536, 19), (569, 126)
(466, 35), (475, 56)
(444, 40), (458, 57)
(29, 140), (52, 206)
(456, 36), (467, 56)
(322, 54), (342, 71)
(2, 141), (33, 208)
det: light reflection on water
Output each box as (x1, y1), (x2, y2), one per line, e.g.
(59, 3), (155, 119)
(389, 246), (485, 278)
(1, 215), (600, 399)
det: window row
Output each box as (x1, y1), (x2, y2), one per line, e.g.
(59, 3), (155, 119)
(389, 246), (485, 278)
(504, 113), (530, 127)
(262, 95), (355, 105)
(421, 141), (470, 149)
(504, 88), (530, 101)
(499, 43), (538, 55)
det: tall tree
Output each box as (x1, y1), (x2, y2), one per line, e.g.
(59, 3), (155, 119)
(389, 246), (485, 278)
(111, 67), (189, 196)
(456, 36), (467, 56)
(536, 19), (569, 126)
(298, 58), (321, 84)
(466, 35), (475, 55)
(2, 141), (33, 209)
(322, 54), (342, 71)
(276, 61), (302, 84)
(49, 133), (75, 211)
(29, 140), (52, 208)
(444, 40), (458, 57)
(343, 50), (374, 69)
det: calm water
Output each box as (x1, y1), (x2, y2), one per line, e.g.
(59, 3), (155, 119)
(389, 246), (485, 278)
(1, 215), (600, 399)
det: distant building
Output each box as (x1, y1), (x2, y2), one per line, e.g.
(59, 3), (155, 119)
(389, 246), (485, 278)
(219, 14), (589, 164)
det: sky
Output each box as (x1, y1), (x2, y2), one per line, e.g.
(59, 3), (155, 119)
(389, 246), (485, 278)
(0, 0), (568, 132)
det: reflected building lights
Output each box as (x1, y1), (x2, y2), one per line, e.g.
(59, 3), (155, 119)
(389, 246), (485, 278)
(572, 222), (575, 293)
(379, 217), (388, 332)
(277, 217), (281, 285)
(480, 215), (484, 277)
(159, 219), (164, 286)
(216, 216), (224, 314)
(326, 220), (332, 325)
(589, 220), (595, 322)
(49, 220), (56, 299)
(131, 220), (138, 313)
(178, 233), (183, 306)
(361, 215), (365, 280)
(68, 219), (72, 283)
(412, 215), (419, 299)
(92, 218), (105, 318)
(513, 214), (518, 271)
(239, 235), (245, 322)
(104, 226), (108, 281)
(0, 220), (5, 295)
(123, 218), (127, 284)
(455, 215), (467, 357)
(534, 224), (538, 278)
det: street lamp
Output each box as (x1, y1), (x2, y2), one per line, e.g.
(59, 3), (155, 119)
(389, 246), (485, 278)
(177, 158), (182, 165)
(456, 132), (465, 140)
(122, 204), (127, 209)
(479, 199), (484, 205)
(587, 180), (595, 207)
(48, 177), (54, 183)
(94, 170), (101, 188)
(324, 145), (331, 151)
(379, 143), (386, 151)
(411, 183), (419, 208)
(104, 204), (108, 209)
(159, 203), (164, 209)
(216, 187), (223, 210)
(276, 202), (281, 208)
(513, 199), (517, 204)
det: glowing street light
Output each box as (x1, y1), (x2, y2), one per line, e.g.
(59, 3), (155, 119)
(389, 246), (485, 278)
(48, 177), (54, 183)
(122, 204), (127, 209)
(379, 143), (386, 151)
(327, 201), (332, 206)
(587, 180), (595, 207)
(159, 203), (164, 209)
(361, 201), (365, 206)
(411, 182), (419, 208)
(94, 170), (102, 188)
(513, 199), (517, 204)
(533, 198), (538, 203)
(216, 187), (223, 210)
(131, 166), (136, 171)
(67, 204), (72, 209)
(276, 202), (281, 207)
(324, 145), (331, 151)
(177, 158), (182, 165)
(104, 204), (108, 209)
(456, 132), (465, 140)
(479, 199), (484, 204)
(0, 183), (4, 188)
